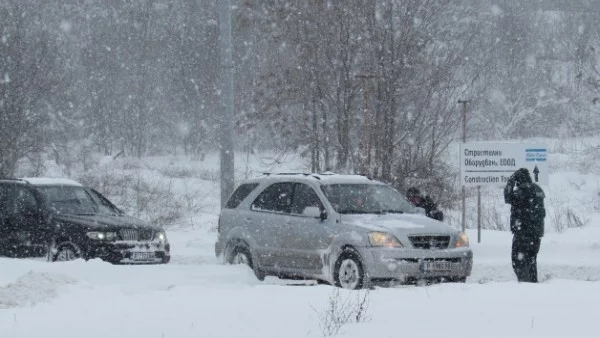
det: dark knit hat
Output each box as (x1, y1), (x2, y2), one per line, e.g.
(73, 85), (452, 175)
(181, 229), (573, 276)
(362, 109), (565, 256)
(406, 187), (421, 197)
(513, 168), (532, 184)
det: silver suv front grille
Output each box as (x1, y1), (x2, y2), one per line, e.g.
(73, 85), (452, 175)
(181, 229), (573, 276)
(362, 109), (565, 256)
(409, 235), (450, 249)
(119, 229), (154, 241)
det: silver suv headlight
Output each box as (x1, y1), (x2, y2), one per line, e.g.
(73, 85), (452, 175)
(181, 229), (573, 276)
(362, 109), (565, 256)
(455, 232), (470, 248)
(368, 232), (403, 248)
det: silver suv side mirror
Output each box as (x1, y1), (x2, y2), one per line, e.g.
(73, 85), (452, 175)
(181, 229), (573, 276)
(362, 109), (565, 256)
(303, 206), (327, 220)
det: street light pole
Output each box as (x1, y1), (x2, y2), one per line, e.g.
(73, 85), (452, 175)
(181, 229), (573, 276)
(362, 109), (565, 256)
(219, 0), (235, 209)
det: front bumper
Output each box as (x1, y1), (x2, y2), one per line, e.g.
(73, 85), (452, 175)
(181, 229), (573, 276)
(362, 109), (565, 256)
(84, 240), (170, 264)
(361, 247), (473, 281)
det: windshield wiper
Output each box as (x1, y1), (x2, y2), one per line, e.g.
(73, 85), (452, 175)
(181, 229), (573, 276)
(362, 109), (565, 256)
(337, 210), (373, 214)
(54, 198), (81, 205)
(338, 210), (400, 215)
(379, 209), (405, 214)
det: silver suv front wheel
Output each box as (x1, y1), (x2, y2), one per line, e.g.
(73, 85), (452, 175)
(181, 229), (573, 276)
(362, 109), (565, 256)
(334, 250), (366, 290)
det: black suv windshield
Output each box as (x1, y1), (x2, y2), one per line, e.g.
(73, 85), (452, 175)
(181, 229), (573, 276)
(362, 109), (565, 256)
(37, 186), (100, 215)
(320, 183), (416, 215)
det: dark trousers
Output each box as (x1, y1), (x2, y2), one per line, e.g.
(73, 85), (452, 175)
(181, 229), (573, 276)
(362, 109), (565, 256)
(511, 235), (541, 283)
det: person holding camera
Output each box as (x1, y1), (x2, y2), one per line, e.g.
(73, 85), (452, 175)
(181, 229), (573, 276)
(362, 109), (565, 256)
(503, 168), (546, 283)
(406, 187), (444, 221)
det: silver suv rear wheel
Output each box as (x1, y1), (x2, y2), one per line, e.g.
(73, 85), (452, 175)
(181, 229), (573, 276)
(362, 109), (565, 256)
(227, 243), (265, 281)
(232, 251), (250, 265)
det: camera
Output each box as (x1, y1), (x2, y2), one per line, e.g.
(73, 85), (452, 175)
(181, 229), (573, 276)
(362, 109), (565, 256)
(504, 174), (516, 204)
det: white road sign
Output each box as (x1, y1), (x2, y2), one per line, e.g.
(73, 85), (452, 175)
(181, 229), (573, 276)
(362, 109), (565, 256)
(460, 142), (548, 187)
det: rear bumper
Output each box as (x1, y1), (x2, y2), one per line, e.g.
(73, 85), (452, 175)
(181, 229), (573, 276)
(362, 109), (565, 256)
(84, 240), (170, 264)
(361, 247), (473, 281)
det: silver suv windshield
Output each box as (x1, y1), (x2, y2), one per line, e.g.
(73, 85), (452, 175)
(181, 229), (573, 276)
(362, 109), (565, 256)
(320, 183), (416, 215)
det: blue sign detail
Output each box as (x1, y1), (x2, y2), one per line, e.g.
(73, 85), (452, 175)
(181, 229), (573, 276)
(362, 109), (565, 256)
(525, 148), (547, 162)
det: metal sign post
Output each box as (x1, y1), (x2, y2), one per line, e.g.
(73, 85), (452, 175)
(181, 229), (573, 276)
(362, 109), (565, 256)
(458, 100), (470, 234)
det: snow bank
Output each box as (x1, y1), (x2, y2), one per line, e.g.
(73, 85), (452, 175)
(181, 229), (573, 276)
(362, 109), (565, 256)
(0, 271), (77, 309)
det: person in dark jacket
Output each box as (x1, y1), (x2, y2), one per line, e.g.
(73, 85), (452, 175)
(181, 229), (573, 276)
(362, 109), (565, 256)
(504, 168), (546, 283)
(406, 187), (444, 221)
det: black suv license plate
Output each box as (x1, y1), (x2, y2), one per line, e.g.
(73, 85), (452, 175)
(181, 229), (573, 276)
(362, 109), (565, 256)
(131, 252), (154, 261)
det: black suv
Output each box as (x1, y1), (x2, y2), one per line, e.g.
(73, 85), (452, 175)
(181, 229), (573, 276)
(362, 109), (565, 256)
(0, 177), (170, 264)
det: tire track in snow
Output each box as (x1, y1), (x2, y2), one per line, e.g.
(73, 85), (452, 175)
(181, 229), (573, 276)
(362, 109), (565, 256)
(469, 263), (600, 283)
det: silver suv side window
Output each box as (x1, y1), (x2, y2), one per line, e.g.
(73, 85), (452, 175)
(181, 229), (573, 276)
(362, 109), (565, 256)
(251, 182), (293, 213)
(290, 183), (323, 215)
(225, 183), (259, 209)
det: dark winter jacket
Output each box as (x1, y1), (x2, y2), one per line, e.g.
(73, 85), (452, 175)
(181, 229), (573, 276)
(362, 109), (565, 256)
(407, 188), (444, 221)
(504, 168), (546, 237)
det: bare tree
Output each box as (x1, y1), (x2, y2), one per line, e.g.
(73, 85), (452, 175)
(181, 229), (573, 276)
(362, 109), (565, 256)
(240, 0), (479, 203)
(0, 1), (59, 176)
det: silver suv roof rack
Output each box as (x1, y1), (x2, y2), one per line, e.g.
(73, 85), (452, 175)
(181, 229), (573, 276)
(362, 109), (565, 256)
(0, 178), (29, 184)
(261, 172), (312, 176)
(258, 172), (376, 181)
(260, 172), (341, 180)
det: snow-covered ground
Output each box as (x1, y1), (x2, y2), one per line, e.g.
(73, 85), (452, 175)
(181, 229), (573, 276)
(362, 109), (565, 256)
(2, 144), (600, 338)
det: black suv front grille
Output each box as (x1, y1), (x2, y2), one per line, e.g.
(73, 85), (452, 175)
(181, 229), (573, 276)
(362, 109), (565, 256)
(120, 229), (154, 241)
(409, 235), (450, 249)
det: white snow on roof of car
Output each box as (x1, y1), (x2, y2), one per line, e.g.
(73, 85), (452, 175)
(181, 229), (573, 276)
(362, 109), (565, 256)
(20, 177), (83, 186)
(314, 174), (378, 183)
(247, 173), (384, 185)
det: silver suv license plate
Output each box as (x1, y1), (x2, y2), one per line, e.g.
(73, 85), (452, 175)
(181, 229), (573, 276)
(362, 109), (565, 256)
(421, 261), (451, 272)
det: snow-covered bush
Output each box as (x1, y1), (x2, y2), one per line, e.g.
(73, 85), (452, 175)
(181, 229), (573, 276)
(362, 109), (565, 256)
(313, 288), (370, 337)
(547, 196), (588, 233)
(77, 168), (184, 227)
(158, 165), (219, 182)
(481, 202), (509, 231)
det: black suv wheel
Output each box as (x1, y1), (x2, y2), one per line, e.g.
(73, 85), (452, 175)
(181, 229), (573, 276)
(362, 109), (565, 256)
(53, 243), (80, 262)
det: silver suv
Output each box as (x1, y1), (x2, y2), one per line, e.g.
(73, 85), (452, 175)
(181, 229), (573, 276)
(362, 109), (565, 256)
(215, 173), (472, 289)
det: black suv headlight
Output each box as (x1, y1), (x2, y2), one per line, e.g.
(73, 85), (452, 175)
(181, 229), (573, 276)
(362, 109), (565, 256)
(156, 230), (167, 242)
(86, 231), (117, 241)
